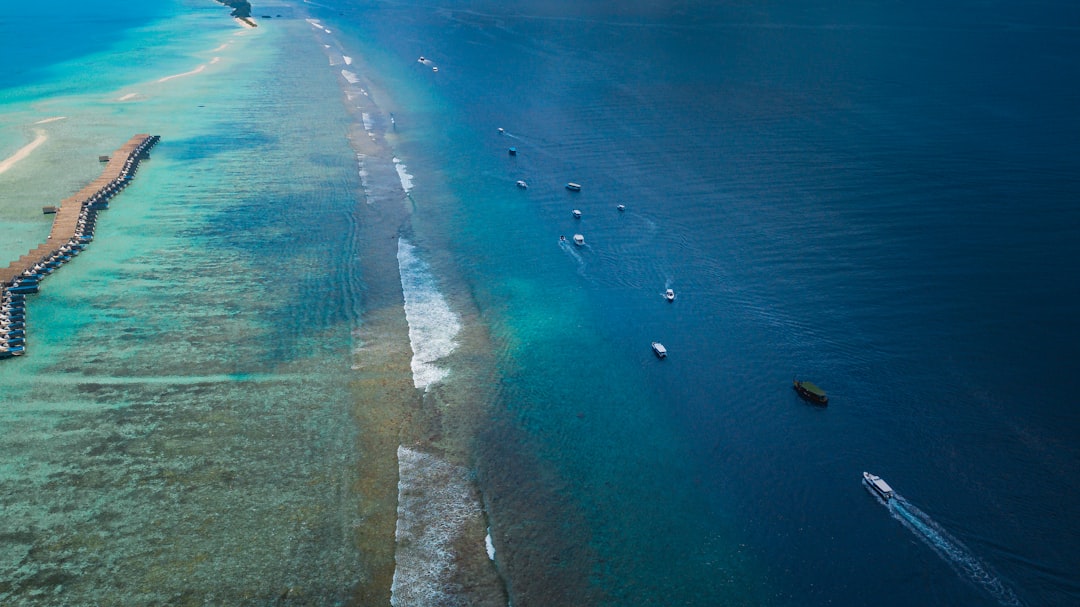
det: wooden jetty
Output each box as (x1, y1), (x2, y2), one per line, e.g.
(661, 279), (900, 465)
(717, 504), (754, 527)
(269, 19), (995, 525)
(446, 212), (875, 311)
(1, 134), (160, 359)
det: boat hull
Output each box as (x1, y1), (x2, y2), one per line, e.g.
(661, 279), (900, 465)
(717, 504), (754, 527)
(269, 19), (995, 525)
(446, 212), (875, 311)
(793, 380), (828, 405)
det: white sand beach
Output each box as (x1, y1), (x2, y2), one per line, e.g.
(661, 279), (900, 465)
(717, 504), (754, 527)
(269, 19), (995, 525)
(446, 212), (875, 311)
(0, 129), (47, 175)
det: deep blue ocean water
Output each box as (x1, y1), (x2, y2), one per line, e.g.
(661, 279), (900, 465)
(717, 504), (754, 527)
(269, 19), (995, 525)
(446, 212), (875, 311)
(2, 0), (1079, 605)
(310, 1), (1080, 605)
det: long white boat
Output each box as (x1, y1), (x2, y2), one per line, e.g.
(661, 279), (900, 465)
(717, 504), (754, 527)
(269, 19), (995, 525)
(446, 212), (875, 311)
(863, 472), (894, 500)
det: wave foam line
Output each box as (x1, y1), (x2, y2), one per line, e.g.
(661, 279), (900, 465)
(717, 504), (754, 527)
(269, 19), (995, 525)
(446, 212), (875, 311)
(33, 116), (66, 125)
(391, 445), (483, 606)
(0, 129), (47, 175)
(397, 239), (460, 391)
(886, 495), (1025, 606)
(343, 55), (353, 65)
(341, 69), (360, 84)
(392, 157), (414, 193)
(355, 153), (373, 205)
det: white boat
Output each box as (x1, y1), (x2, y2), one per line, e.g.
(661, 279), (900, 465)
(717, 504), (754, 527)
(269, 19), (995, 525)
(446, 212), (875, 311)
(651, 342), (667, 358)
(863, 472), (894, 500)
(566, 182), (582, 192)
(664, 289), (675, 302)
(572, 209), (581, 219)
(516, 180), (528, 189)
(572, 234), (585, 246)
(617, 204), (625, 212)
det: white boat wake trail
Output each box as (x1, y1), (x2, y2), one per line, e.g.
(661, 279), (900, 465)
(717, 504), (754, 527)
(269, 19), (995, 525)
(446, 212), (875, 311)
(884, 494), (1024, 606)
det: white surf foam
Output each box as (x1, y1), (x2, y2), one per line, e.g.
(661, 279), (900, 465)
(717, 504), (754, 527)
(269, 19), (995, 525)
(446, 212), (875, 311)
(306, 18), (323, 29)
(391, 445), (485, 606)
(392, 157), (414, 193)
(361, 112), (374, 133)
(397, 239), (460, 391)
(33, 116), (66, 124)
(343, 55), (353, 65)
(485, 528), (496, 560)
(355, 153), (374, 205)
(341, 70), (360, 84)
(116, 93), (139, 101)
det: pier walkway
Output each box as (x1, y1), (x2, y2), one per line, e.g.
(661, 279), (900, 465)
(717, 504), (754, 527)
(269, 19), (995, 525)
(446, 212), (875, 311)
(1, 134), (160, 358)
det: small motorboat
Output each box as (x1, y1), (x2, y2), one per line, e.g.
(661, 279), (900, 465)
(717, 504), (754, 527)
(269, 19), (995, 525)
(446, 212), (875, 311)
(508, 147), (517, 156)
(418, 56), (426, 62)
(516, 180), (528, 189)
(565, 182), (581, 192)
(498, 127), (505, 134)
(863, 472), (894, 501)
(572, 209), (582, 219)
(617, 204), (625, 212)
(651, 342), (667, 359)
(793, 378), (828, 405)
(432, 66), (438, 72)
(573, 234), (585, 246)
(664, 289), (675, 302)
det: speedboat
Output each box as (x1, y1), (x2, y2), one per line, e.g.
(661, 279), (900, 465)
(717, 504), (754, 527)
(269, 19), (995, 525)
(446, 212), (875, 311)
(516, 180), (528, 189)
(572, 209), (582, 219)
(617, 204), (625, 212)
(651, 342), (667, 359)
(793, 378), (828, 405)
(664, 289), (675, 302)
(508, 147), (517, 156)
(573, 234), (585, 246)
(498, 127), (505, 134)
(863, 472), (894, 501)
(565, 182), (581, 192)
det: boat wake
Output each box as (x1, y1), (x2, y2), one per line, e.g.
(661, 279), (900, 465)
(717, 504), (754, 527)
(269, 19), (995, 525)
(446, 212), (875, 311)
(558, 237), (587, 275)
(880, 493), (1025, 606)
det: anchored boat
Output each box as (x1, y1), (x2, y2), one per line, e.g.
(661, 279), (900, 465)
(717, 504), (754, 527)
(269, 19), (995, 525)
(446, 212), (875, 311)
(793, 378), (828, 405)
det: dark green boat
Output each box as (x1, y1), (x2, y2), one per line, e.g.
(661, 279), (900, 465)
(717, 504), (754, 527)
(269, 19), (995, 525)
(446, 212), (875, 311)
(793, 378), (828, 405)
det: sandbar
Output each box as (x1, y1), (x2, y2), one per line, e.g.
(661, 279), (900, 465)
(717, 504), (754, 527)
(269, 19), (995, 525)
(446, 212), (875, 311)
(0, 129), (47, 175)
(157, 64), (207, 83)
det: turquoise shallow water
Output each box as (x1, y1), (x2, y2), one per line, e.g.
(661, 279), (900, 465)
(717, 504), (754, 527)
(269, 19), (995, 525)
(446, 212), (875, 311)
(0, 4), (375, 603)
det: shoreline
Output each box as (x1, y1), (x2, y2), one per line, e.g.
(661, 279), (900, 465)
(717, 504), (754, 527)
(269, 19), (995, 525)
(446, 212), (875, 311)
(0, 129), (47, 175)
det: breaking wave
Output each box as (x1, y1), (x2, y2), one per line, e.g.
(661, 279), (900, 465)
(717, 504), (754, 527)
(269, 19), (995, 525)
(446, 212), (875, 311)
(397, 239), (460, 391)
(391, 446), (489, 606)
(392, 157), (414, 193)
